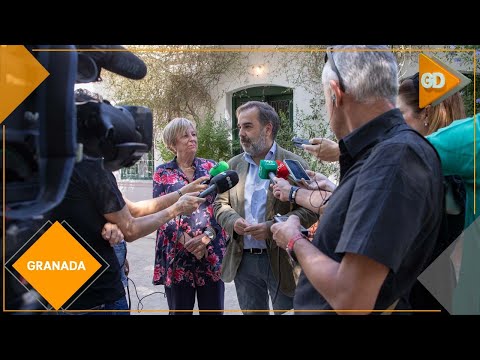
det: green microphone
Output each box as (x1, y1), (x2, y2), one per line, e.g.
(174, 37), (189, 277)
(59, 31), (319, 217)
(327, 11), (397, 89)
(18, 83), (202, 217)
(210, 161), (229, 177)
(258, 160), (278, 182)
(202, 161), (229, 184)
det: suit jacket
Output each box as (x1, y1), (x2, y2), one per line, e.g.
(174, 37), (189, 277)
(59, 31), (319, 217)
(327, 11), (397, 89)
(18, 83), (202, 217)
(213, 144), (318, 297)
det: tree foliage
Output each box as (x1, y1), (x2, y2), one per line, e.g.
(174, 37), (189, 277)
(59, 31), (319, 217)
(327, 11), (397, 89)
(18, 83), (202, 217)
(100, 45), (245, 132)
(196, 114), (232, 162)
(276, 98), (339, 181)
(156, 113), (233, 164)
(100, 45), (476, 176)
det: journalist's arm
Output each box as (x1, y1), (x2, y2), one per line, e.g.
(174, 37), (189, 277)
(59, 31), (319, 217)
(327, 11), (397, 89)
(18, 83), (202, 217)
(123, 176), (208, 217)
(281, 157), (321, 225)
(272, 172), (335, 214)
(272, 216), (388, 314)
(105, 194), (204, 242)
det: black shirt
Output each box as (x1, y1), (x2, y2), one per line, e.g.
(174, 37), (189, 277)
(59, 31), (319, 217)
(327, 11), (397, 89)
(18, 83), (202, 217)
(294, 109), (444, 313)
(50, 158), (126, 309)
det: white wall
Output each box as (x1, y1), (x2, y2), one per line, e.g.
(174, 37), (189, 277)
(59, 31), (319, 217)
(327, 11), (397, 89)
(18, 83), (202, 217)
(210, 46), (320, 138)
(152, 45), (472, 168)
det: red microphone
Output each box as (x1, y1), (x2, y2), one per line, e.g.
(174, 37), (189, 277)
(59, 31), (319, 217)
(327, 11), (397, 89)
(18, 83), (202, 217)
(276, 160), (290, 180)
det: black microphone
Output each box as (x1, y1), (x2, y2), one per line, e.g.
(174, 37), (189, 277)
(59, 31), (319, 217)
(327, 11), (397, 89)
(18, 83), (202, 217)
(198, 170), (239, 198)
(77, 45), (147, 80)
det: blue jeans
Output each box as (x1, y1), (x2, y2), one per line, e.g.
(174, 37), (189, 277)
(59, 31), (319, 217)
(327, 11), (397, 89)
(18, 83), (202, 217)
(53, 295), (130, 315)
(103, 295), (130, 315)
(234, 252), (293, 315)
(113, 241), (128, 288)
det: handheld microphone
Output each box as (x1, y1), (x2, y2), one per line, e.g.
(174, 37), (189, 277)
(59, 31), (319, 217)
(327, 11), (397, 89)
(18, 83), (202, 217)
(258, 160), (278, 182)
(77, 45), (147, 80)
(275, 160), (290, 180)
(198, 170), (239, 198)
(202, 161), (229, 184)
(210, 161), (229, 177)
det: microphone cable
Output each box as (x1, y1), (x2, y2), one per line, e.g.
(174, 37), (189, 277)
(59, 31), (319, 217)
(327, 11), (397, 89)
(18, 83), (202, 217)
(124, 213), (182, 313)
(126, 276), (166, 312)
(307, 177), (333, 218)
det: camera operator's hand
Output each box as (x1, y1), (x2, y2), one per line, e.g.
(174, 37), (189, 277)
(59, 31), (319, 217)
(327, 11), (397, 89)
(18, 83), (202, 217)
(271, 215), (302, 250)
(271, 177), (293, 202)
(176, 193), (206, 215)
(179, 176), (209, 195)
(102, 222), (124, 246)
(184, 233), (210, 260)
(303, 137), (340, 163)
(300, 170), (337, 192)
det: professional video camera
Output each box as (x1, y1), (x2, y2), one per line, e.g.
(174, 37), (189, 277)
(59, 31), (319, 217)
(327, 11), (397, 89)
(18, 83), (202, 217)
(1, 45), (152, 311)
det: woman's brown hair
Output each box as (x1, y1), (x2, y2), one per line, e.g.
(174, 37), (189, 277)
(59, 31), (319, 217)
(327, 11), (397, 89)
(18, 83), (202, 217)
(398, 72), (466, 135)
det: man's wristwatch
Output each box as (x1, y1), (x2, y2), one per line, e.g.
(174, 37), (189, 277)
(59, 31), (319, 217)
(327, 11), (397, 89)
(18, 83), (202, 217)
(289, 186), (300, 204)
(286, 233), (305, 267)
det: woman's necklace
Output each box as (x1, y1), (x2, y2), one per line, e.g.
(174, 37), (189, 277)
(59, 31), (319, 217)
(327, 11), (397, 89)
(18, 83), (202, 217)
(179, 163), (195, 181)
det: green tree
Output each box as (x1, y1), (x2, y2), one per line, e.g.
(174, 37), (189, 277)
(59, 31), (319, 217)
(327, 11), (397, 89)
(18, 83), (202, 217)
(277, 98), (339, 181)
(195, 114), (232, 161)
(99, 45), (246, 164)
(155, 113), (233, 165)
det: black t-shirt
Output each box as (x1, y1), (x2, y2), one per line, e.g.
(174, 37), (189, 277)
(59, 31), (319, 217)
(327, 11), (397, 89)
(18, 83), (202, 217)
(50, 158), (126, 309)
(294, 109), (444, 314)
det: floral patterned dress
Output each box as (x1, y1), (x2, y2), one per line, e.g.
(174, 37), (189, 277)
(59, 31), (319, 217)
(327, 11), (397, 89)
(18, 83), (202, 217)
(152, 157), (228, 288)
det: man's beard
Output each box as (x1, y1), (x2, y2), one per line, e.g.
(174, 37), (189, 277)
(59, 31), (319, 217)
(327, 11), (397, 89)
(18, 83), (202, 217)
(241, 130), (269, 157)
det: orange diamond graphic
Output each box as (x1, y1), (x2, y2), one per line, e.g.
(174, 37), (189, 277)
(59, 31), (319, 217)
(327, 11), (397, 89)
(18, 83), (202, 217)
(12, 221), (102, 310)
(0, 45), (49, 123)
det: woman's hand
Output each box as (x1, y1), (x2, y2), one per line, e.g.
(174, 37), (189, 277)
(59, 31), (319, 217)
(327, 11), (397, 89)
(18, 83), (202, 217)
(184, 234), (210, 260)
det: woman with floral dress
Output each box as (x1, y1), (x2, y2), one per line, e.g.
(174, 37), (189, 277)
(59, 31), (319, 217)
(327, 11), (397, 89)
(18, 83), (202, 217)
(153, 118), (228, 315)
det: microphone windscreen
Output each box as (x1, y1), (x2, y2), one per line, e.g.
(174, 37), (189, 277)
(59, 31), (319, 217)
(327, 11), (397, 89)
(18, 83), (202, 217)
(213, 170), (239, 193)
(210, 161), (229, 177)
(258, 160), (278, 179)
(77, 45), (147, 80)
(276, 160), (290, 180)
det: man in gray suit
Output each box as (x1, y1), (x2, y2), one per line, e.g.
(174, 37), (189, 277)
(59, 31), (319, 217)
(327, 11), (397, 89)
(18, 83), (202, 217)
(214, 101), (317, 315)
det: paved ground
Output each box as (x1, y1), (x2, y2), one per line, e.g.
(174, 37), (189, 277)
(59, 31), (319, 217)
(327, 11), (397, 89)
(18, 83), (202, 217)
(125, 236), (243, 315)
(125, 233), (464, 316)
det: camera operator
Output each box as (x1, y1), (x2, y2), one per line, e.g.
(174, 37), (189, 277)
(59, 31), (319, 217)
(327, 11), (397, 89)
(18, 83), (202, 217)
(49, 90), (207, 314)
(4, 45), (210, 313)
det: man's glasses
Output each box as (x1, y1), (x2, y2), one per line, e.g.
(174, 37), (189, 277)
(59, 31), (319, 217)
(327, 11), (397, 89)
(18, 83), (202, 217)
(324, 47), (346, 93)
